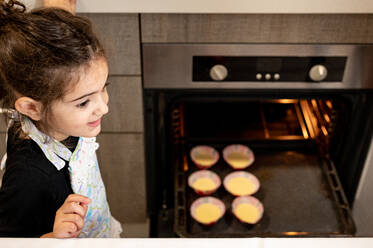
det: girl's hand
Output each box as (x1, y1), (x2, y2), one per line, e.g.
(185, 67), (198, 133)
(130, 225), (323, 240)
(52, 194), (91, 238)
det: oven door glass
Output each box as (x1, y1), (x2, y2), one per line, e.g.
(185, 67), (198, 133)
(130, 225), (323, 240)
(164, 95), (355, 237)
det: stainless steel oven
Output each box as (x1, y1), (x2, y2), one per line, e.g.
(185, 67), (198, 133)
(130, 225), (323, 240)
(142, 44), (373, 237)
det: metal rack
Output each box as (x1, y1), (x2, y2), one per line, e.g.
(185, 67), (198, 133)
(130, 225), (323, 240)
(170, 100), (355, 237)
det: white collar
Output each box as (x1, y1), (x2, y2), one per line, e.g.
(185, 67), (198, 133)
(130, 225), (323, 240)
(21, 117), (82, 170)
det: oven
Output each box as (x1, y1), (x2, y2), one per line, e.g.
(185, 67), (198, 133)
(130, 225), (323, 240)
(142, 44), (373, 237)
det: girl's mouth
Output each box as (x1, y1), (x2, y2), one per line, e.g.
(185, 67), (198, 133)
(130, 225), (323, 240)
(87, 118), (101, 127)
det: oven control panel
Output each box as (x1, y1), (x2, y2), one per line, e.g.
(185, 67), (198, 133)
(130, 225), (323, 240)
(193, 56), (346, 82)
(143, 44), (373, 89)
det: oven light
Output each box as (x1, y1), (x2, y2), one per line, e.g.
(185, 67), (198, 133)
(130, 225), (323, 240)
(276, 99), (297, 104)
(284, 232), (309, 236)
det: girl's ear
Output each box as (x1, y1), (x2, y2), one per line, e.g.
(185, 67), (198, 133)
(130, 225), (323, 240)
(14, 97), (43, 121)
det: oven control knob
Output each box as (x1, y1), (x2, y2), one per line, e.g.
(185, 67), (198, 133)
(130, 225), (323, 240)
(210, 64), (228, 81)
(309, 64), (328, 82)
(274, 73), (280, 80)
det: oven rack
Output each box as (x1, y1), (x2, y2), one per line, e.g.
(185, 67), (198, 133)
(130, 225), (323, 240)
(173, 141), (355, 237)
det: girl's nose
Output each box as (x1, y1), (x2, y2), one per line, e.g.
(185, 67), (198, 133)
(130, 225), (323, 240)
(94, 94), (109, 116)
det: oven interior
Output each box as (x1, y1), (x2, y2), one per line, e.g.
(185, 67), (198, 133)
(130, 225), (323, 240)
(146, 91), (373, 237)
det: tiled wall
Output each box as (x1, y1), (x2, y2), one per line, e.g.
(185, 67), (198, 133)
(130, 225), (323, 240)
(78, 13), (146, 226)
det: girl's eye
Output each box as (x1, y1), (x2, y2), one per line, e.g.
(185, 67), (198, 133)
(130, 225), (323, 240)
(76, 100), (90, 108)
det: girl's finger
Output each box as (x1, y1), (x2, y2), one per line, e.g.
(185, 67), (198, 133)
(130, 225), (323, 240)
(65, 194), (91, 205)
(80, 204), (88, 217)
(65, 222), (78, 234)
(54, 222), (78, 238)
(61, 214), (85, 230)
(69, 230), (81, 238)
(60, 202), (86, 218)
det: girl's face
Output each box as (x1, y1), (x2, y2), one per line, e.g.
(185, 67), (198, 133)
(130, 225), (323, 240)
(46, 57), (109, 141)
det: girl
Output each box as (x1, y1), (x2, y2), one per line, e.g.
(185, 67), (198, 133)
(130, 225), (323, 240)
(0, 0), (122, 238)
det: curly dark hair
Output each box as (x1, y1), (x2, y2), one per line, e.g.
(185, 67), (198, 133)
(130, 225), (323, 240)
(0, 0), (105, 135)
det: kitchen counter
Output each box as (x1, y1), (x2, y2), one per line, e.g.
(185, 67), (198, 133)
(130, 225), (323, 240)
(1, 238), (373, 248)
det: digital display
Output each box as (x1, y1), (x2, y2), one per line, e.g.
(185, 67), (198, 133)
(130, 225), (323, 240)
(256, 57), (282, 72)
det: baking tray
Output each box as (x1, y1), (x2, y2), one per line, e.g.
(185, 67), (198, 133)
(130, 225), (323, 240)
(173, 142), (355, 237)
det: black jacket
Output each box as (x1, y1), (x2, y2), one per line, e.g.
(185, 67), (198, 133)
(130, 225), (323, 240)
(0, 126), (75, 237)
